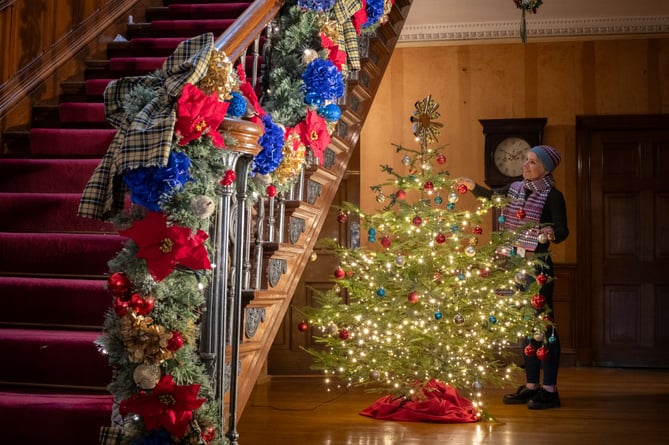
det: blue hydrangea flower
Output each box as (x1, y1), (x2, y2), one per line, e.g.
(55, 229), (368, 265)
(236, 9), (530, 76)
(123, 151), (193, 211)
(364, 0), (385, 28)
(226, 91), (247, 118)
(252, 115), (285, 175)
(302, 58), (344, 103)
(297, 0), (335, 12)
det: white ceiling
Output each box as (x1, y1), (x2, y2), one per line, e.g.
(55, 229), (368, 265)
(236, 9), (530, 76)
(400, 0), (669, 44)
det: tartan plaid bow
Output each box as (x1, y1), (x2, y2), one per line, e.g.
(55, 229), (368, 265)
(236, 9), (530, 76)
(78, 33), (214, 220)
(333, 0), (364, 71)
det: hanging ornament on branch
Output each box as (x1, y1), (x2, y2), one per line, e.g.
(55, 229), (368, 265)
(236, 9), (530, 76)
(514, 0), (543, 43)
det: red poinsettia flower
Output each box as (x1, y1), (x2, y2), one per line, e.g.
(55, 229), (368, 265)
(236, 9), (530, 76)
(119, 211), (211, 282)
(119, 374), (206, 438)
(175, 83), (229, 148)
(352, 0), (368, 34)
(320, 33), (347, 71)
(295, 109), (331, 164)
(236, 64), (265, 125)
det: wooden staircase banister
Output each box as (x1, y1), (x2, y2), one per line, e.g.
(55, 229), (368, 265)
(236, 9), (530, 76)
(214, 0), (284, 61)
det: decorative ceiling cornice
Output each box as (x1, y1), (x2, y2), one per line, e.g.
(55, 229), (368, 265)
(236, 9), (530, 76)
(399, 16), (669, 44)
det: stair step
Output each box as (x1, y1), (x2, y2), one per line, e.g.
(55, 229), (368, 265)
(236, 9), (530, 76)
(0, 232), (125, 276)
(29, 128), (116, 157)
(0, 328), (111, 387)
(127, 19), (235, 39)
(0, 390), (112, 445)
(32, 103), (109, 128)
(59, 79), (113, 102)
(146, 3), (252, 21)
(0, 277), (109, 327)
(0, 192), (115, 232)
(106, 37), (188, 58)
(0, 158), (100, 193)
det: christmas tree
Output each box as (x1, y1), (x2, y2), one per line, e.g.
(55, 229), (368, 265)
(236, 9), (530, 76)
(303, 96), (553, 417)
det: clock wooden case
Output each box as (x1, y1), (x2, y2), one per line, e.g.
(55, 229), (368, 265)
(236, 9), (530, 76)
(479, 118), (547, 187)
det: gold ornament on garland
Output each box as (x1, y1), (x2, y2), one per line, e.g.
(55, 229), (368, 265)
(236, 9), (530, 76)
(273, 131), (307, 185)
(514, 0), (543, 44)
(198, 49), (237, 101)
(119, 313), (174, 364)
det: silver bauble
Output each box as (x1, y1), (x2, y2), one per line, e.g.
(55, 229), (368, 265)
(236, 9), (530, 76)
(189, 195), (215, 219)
(133, 363), (161, 390)
(538, 232), (549, 244)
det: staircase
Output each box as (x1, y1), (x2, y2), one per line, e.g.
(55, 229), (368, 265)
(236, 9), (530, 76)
(0, 0), (413, 443)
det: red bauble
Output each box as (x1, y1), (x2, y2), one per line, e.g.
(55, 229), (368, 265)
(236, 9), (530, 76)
(436, 154), (446, 165)
(407, 291), (419, 304)
(380, 236), (392, 248)
(531, 294), (546, 309)
(201, 426), (216, 443)
(536, 273), (549, 285)
(345, 270), (354, 278)
(129, 293), (155, 316)
(478, 268), (490, 278)
(334, 267), (345, 279)
(297, 321), (309, 332)
(338, 329), (350, 340)
(266, 184), (277, 197)
(423, 181), (434, 191)
(412, 215), (423, 226)
(396, 189), (406, 199)
(516, 209), (526, 219)
(457, 183), (469, 195)
(472, 226), (483, 235)
(167, 330), (184, 351)
(108, 272), (132, 299)
(113, 297), (129, 316)
(337, 212), (348, 224)
(524, 344), (536, 357)
(536, 345), (550, 361)
(435, 232), (446, 244)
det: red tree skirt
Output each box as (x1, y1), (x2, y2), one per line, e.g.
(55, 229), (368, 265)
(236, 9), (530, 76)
(359, 380), (479, 423)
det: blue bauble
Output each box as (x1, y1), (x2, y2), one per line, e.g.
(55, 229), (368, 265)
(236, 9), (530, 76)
(376, 287), (386, 297)
(434, 196), (443, 205)
(368, 227), (376, 236)
(368, 236), (376, 243)
(458, 273), (465, 281)
(434, 310), (443, 320)
(447, 202), (455, 210)
(488, 315), (497, 324)
(318, 103), (342, 122)
(498, 215), (506, 223)
(304, 91), (324, 107)
(549, 335), (557, 344)
(450, 224), (459, 232)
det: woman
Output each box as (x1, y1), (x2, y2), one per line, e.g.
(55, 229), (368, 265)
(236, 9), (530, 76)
(458, 144), (569, 410)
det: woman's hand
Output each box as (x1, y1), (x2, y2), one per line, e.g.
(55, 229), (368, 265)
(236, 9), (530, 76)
(454, 177), (475, 192)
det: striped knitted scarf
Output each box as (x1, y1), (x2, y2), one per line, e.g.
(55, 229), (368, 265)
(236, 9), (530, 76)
(502, 174), (555, 251)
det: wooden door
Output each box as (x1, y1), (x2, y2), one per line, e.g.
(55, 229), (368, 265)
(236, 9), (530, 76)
(578, 115), (669, 367)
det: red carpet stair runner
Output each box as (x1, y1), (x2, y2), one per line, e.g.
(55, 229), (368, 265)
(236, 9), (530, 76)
(0, 2), (253, 444)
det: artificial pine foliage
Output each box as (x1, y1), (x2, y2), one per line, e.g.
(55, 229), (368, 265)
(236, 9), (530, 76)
(304, 97), (551, 410)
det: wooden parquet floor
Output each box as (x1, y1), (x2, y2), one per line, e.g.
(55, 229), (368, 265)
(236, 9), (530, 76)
(237, 367), (669, 445)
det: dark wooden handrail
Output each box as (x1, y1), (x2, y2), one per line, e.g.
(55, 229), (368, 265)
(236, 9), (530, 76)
(215, 0), (284, 62)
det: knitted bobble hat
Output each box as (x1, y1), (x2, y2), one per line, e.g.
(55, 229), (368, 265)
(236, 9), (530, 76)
(530, 144), (561, 172)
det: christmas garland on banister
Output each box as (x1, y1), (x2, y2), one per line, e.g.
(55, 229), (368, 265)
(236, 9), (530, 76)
(92, 1), (395, 445)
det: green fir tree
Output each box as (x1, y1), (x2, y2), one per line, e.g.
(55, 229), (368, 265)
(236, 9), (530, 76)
(303, 96), (553, 414)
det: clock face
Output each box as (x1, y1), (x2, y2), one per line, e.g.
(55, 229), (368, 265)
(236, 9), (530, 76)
(493, 137), (531, 178)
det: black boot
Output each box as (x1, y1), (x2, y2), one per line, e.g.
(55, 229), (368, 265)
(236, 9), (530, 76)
(528, 388), (561, 409)
(502, 385), (539, 405)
